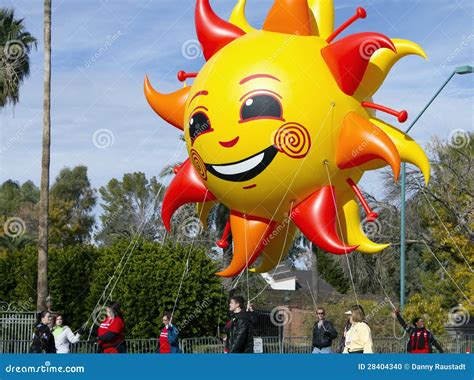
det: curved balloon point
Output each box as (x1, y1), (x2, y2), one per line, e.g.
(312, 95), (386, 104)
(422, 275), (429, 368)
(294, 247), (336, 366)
(195, 0), (245, 60)
(144, 75), (190, 130)
(322, 32), (396, 95)
(370, 117), (431, 185)
(307, 0), (334, 39)
(216, 212), (276, 277)
(355, 39), (428, 99)
(263, 0), (313, 36)
(337, 112), (401, 182)
(229, 0), (256, 33)
(161, 160), (216, 231)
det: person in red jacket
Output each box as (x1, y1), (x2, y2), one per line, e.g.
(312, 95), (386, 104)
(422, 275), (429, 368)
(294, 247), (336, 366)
(97, 301), (126, 354)
(393, 309), (443, 353)
(156, 312), (181, 353)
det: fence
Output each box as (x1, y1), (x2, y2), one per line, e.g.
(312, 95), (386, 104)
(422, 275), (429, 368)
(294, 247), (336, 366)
(0, 311), (36, 354)
(1, 335), (472, 354)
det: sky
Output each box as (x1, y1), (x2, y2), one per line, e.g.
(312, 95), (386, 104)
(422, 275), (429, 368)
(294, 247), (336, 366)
(1, 0), (473, 204)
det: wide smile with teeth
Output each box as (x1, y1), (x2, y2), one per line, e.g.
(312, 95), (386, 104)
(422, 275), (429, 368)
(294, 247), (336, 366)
(206, 146), (278, 182)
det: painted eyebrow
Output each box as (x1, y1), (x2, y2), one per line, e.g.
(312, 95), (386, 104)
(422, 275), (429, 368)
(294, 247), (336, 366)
(239, 74), (281, 85)
(189, 90), (208, 105)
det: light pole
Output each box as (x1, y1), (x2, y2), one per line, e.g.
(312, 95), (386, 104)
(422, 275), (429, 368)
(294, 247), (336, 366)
(400, 65), (473, 310)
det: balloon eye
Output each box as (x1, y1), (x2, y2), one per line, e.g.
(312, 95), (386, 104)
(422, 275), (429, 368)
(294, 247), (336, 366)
(189, 112), (211, 143)
(240, 94), (282, 122)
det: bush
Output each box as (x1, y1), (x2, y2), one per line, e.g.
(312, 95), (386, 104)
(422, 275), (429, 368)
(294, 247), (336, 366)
(85, 240), (227, 338)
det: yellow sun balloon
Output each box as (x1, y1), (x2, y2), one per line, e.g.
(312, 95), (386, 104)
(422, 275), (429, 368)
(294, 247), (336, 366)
(144, 0), (430, 277)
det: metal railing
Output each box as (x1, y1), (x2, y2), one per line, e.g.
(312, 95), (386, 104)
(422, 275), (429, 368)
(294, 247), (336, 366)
(0, 312), (36, 342)
(1, 335), (472, 354)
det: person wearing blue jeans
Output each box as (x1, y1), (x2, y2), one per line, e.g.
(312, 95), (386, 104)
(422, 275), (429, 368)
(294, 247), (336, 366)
(312, 307), (337, 354)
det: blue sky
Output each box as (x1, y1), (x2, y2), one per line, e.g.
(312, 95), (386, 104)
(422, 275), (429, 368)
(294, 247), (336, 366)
(1, 0), (473, 201)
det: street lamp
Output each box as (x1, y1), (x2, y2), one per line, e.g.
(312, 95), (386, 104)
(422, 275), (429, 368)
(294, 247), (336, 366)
(400, 65), (473, 310)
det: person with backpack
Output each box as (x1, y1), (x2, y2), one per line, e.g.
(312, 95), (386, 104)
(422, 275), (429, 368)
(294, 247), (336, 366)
(312, 307), (338, 353)
(228, 295), (254, 353)
(156, 312), (181, 353)
(52, 314), (84, 353)
(97, 301), (126, 353)
(393, 309), (444, 353)
(29, 311), (56, 353)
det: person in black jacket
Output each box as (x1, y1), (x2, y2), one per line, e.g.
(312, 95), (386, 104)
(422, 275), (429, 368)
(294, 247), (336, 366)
(29, 311), (56, 353)
(393, 309), (443, 353)
(228, 295), (254, 353)
(312, 307), (337, 353)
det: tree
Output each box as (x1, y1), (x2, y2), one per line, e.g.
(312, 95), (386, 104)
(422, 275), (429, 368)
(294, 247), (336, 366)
(0, 8), (37, 107)
(49, 166), (96, 246)
(37, 0), (52, 311)
(0, 180), (40, 241)
(96, 172), (164, 245)
(382, 133), (473, 330)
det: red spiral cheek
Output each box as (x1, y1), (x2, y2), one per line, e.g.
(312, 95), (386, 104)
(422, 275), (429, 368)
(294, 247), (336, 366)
(190, 149), (207, 181)
(273, 123), (311, 159)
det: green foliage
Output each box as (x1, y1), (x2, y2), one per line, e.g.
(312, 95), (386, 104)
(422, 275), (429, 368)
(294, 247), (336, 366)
(49, 166), (96, 246)
(403, 294), (446, 335)
(0, 167), (96, 248)
(0, 246), (37, 302)
(315, 249), (350, 294)
(0, 8), (37, 107)
(86, 240), (226, 338)
(0, 180), (39, 215)
(96, 173), (164, 246)
(48, 245), (99, 329)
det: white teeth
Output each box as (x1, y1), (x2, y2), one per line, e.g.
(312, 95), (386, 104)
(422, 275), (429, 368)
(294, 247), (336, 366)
(212, 152), (264, 175)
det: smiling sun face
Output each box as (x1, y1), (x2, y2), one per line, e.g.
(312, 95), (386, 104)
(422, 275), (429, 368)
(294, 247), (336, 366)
(145, 0), (431, 277)
(184, 32), (351, 219)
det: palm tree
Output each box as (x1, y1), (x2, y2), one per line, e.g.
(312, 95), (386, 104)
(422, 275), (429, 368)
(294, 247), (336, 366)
(0, 8), (37, 107)
(37, 0), (51, 311)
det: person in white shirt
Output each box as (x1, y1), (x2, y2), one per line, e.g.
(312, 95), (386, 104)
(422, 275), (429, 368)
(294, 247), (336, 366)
(343, 306), (373, 354)
(51, 314), (83, 353)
